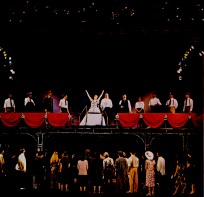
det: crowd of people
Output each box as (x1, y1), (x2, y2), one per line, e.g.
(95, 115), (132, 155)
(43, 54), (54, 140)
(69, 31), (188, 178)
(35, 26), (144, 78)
(0, 146), (197, 196)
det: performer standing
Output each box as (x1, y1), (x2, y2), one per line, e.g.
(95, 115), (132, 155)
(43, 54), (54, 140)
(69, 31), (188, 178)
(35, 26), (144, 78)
(118, 94), (132, 113)
(79, 90), (105, 126)
(4, 92), (15, 113)
(165, 92), (178, 113)
(148, 92), (162, 113)
(24, 92), (35, 112)
(183, 92), (193, 113)
(43, 90), (53, 113)
(59, 93), (69, 113)
(85, 89), (104, 113)
(135, 96), (145, 113)
(100, 93), (113, 125)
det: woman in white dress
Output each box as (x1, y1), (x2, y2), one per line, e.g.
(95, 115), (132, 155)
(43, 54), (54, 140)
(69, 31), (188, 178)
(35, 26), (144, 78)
(85, 90), (104, 113)
(80, 90), (105, 126)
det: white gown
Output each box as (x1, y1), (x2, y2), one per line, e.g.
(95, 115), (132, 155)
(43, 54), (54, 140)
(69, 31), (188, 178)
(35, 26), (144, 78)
(80, 91), (106, 126)
(79, 113), (106, 126)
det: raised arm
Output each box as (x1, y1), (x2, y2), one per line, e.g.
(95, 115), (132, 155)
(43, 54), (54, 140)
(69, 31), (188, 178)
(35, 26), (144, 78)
(85, 90), (92, 101)
(98, 90), (104, 100)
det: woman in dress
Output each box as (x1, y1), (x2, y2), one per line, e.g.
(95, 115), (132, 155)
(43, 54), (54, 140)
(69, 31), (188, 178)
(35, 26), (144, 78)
(85, 90), (104, 113)
(80, 90), (105, 126)
(50, 151), (60, 190)
(135, 96), (145, 113)
(145, 151), (156, 196)
(172, 158), (186, 195)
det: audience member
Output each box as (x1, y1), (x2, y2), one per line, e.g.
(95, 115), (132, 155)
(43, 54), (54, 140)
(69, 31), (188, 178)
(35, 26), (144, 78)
(145, 151), (156, 196)
(127, 150), (139, 193)
(115, 150), (129, 193)
(33, 147), (45, 190)
(103, 152), (115, 192)
(156, 151), (167, 196)
(50, 150), (60, 190)
(15, 148), (27, 190)
(77, 153), (89, 192)
(0, 148), (5, 189)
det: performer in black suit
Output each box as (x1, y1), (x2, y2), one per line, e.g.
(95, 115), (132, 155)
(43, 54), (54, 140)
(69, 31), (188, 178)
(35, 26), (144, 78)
(43, 90), (53, 113)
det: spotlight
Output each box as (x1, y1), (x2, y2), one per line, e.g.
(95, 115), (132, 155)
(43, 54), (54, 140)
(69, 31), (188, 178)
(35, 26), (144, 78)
(10, 69), (15, 74)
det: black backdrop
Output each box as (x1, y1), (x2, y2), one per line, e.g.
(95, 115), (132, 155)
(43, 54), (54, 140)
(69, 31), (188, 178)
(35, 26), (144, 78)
(0, 27), (203, 113)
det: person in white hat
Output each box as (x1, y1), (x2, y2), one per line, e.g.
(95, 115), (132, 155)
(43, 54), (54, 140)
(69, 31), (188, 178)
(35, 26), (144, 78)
(24, 92), (35, 112)
(145, 151), (156, 196)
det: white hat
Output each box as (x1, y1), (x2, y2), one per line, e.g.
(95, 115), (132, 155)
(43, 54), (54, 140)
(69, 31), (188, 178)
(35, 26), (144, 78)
(145, 151), (154, 160)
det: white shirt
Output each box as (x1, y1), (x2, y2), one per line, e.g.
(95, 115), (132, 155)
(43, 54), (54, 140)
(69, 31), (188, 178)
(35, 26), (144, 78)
(148, 97), (162, 106)
(135, 101), (144, 110)
(183, 98), (193, 112)
(59, 98), (69, 109)
(103, 157), (114, 169)
(16, 153), (26, 172)
(166, 98), (178, 109)
(100, 98), (113, 111)
(128, 154), (139, 168)
(4, 98), (15, 108)
(24, 97), (35, 106)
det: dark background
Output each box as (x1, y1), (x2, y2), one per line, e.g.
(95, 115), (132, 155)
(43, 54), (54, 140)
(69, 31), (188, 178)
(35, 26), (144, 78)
(0, 30), (202, 113)
(0, 1), (203, 194)
(0, 0), (203, 113)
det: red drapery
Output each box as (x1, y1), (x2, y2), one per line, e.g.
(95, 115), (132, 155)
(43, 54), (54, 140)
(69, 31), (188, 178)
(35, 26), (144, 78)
(0, 113), (71, 128)
(117, 113), (140, 128)
(0, 112), (202, 129)
(0, 113), (22, 128)
(142, 113), (165, 128)
(23, 113), (45, 128)
(166, 113), (189, 128)
(47, 113), (70, 128)
(118, 113), (203, 128)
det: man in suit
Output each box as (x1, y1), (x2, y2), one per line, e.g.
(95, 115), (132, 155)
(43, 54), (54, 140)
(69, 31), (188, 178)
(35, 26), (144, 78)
(43, 90), (53, 113)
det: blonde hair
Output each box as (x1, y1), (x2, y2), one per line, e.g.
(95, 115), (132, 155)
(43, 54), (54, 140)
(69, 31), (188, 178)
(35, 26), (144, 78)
(50, 151), (59, 164)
